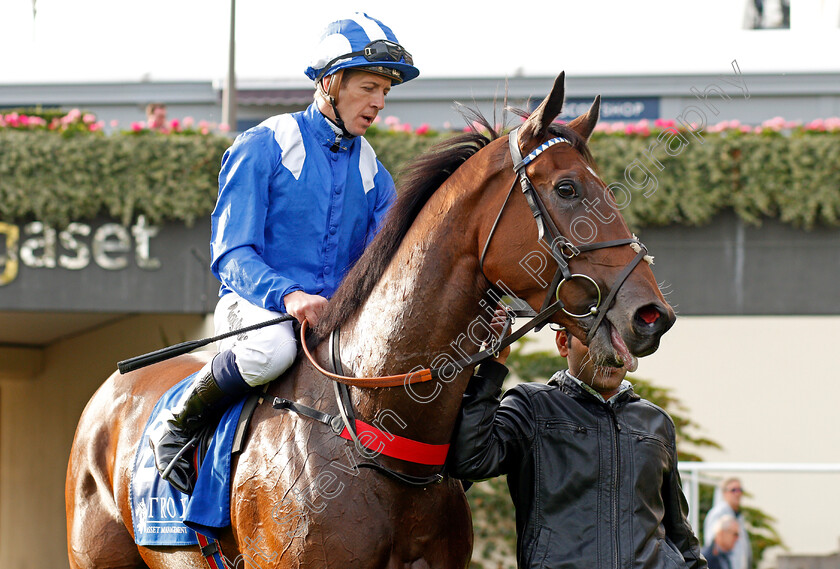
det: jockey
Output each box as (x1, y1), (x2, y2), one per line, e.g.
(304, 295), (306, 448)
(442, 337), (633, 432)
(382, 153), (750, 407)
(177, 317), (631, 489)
(150, 12), (419, 494)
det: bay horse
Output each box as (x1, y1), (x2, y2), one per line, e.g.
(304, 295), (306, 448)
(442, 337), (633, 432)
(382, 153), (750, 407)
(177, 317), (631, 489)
(66, 72), (675, 569)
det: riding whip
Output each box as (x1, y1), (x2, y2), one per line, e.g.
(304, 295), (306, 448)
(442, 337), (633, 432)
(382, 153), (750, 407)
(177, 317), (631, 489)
(117, 315), (295, 374)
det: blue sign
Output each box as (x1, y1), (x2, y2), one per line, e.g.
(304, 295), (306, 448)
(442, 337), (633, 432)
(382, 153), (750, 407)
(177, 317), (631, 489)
(532, 96), (660, 122)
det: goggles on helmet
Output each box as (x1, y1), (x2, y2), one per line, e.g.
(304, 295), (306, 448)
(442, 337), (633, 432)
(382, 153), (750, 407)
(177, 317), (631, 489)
(316, 40), (413, 81)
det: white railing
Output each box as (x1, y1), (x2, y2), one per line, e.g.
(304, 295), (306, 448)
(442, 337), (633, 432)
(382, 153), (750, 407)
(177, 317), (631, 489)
(677, 462), (840, 534)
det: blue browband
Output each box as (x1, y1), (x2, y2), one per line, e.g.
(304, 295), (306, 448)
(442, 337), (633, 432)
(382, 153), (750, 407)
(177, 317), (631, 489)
(513, 136), (571, 171)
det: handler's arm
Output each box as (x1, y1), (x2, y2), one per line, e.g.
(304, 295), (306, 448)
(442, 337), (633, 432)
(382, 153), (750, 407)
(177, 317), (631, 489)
(662, 446), (708, 569)
(447, 361), (535, 481)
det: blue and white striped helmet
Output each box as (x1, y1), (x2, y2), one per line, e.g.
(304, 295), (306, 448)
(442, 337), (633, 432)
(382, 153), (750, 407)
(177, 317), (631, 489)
(305, 13), (419, 85)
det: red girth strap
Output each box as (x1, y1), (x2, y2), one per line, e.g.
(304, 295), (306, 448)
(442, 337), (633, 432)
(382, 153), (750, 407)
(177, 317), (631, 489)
(338, 418), (450, 466)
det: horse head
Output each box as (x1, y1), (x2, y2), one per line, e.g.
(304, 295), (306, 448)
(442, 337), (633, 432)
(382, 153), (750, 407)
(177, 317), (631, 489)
(480, 72), (675, 369)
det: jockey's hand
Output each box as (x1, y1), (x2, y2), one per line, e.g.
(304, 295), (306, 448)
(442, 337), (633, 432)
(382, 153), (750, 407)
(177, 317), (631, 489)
(284, 291), (329, 327)
(489, 307), (512, 365)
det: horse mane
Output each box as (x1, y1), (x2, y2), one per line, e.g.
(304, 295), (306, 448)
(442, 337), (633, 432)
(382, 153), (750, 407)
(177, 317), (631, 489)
(314, 105), (594, 338)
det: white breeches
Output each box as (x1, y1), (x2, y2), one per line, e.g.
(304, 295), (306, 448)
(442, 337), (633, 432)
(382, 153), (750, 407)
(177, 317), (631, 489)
(214, 292), (298, 387)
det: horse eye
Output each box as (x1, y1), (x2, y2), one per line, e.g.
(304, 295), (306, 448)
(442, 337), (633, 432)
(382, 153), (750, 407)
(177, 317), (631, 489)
(555, 182), (577, 199)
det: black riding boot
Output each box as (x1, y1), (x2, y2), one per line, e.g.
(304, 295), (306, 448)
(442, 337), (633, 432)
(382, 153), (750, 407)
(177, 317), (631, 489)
(149, 369), (228, 495)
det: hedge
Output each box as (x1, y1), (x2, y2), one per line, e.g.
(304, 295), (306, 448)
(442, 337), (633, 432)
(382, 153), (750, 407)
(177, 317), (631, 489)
(1, 125), (839, 230)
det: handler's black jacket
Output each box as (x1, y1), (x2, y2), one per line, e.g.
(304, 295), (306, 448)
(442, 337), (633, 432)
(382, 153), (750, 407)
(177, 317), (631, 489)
(449, 362), (707, 569)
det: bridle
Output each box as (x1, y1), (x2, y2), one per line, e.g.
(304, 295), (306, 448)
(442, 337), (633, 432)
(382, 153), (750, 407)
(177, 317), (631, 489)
(282, 126), (657, 487)
(301, 127), (649, 387)
(479, 126), (652, 343)
(299, 126), (655, 390)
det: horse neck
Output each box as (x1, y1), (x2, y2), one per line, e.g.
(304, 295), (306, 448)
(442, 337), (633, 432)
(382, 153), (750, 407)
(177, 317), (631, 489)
(339, 166), (496, 443)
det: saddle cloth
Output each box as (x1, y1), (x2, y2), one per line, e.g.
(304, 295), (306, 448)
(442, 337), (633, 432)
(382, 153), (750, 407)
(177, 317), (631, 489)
(130, 372), (249, 545)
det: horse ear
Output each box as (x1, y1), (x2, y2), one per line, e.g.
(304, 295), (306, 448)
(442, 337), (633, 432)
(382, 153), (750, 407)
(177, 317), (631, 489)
(518, 71), (566, 147)
(567, 95), (601, 142)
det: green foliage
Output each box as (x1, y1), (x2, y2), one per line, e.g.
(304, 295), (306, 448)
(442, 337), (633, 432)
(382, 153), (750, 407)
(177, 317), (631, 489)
(2, 125), (839, 232)
(588, 130), (840, 230)
(741, 504), (786, 566)
(364, 126), (452, 182)
(0, 130), (230, 227)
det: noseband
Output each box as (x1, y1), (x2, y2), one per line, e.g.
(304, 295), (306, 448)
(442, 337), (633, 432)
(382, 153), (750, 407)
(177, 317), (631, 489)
(479, 126), (651, 343)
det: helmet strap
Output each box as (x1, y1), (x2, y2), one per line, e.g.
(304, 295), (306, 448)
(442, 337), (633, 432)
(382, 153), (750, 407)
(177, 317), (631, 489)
(318, 70), (354, 140)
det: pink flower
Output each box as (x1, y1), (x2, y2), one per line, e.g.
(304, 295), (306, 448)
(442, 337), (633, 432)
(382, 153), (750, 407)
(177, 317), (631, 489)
(218, 123), (230, 132)
(110, 119), (120, 128)
(88, 122), (102, 132)
(624, 124), (636, 135)
(131, 121), (145, 132)
(443, 121), (451, 130)
(805, 119), (824, 131)
(29, 116), (46, 127)
(401, 123), (413, 133)
(415, 123), (430, 135)
(200, 126), (210, 135)
(739, 125), (752, 133)
(83, 113), (96, 124)
(654, 118), (676, 129)
(384, 115), (400, 127)
(169, 119), (181, 131)
(825, 117), (840, 130)
(66, 109), (82, 122)
(762, 116), (785, 129)
(198, 120), (210, 129)
(373, 115), (381, 124)
(183, 116), (195, 128)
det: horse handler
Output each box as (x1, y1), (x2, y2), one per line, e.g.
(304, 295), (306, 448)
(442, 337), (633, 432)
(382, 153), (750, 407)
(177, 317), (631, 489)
(449, 319), (708, 569)
(150, 12), (420, 495)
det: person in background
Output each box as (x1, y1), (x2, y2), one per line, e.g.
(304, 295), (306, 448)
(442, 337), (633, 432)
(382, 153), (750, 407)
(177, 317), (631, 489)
(149, 12), (419, 495)
(145, 102), (167, 130)
(702, 515), (741, 569)
(704, 478), (752, 569)
(449, 322), (707, 569)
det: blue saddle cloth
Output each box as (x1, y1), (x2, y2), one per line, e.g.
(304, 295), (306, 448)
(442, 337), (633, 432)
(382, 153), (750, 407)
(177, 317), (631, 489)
(130, 372), (248, 545)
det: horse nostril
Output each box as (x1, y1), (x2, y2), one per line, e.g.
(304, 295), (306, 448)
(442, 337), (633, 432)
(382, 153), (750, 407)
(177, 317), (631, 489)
(633, 304), (673, 336)
(637, 305), (661, 325)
